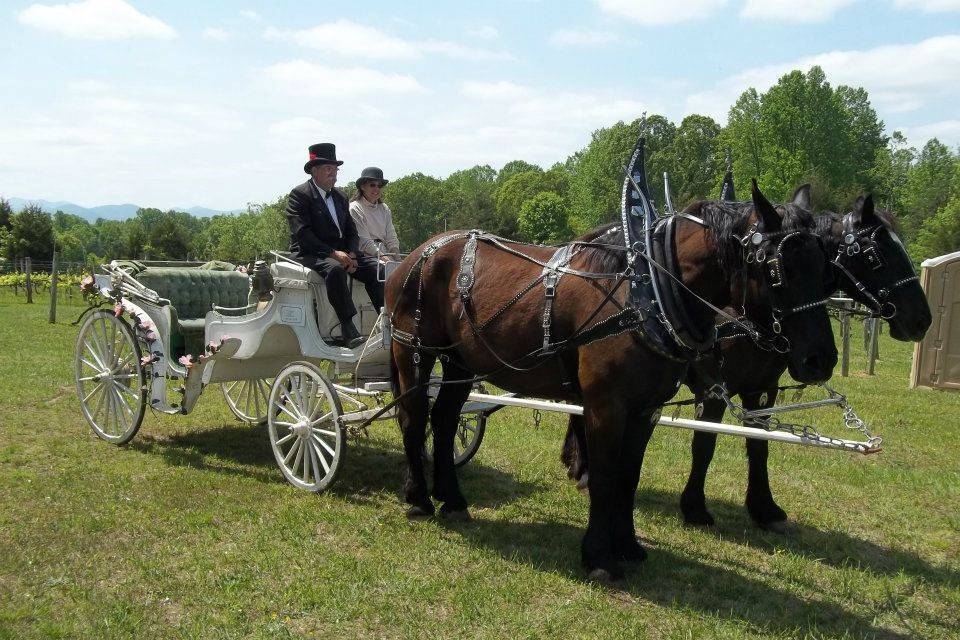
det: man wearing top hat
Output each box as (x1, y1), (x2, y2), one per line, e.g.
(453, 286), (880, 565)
(286, 142), (383, 348)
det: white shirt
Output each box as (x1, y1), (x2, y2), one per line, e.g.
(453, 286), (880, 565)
(311, 179), (342, 237)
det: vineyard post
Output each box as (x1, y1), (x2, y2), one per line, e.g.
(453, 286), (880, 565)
(49, 251), (58, 323)
(25, 257), (33, 304)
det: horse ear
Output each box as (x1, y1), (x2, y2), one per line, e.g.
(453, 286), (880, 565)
(751, 179), (782, 232)
(851, 194), (877, 227)
(791, 184), (812, 210)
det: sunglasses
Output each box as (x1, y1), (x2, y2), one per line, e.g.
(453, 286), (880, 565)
(364, 182), (384, 189)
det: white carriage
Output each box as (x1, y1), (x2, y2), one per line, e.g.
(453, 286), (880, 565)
(75, 253), (488, 492)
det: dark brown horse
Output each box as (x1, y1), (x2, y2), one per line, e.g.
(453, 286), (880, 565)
(562, 194), (932, 531)
(386, 183), (836, 580)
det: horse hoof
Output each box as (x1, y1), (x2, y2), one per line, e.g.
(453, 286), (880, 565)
(587, 566), (624, 585)
(758, 519), (795, 534)
(619, 541), (647, 563)
(406, 504), (434, 519)
(577, 472), (589, 493)
(682, 511), (715, 528)
(440, 507), (471, 522)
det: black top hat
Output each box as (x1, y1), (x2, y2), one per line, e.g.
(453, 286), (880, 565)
(304, 142), (344, 173)
(356, 166), (389, 187)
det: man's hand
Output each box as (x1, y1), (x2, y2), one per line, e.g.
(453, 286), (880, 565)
(333, 250), (358, 273)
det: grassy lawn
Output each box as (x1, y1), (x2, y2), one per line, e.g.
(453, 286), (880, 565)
(1, 294), (958, 639)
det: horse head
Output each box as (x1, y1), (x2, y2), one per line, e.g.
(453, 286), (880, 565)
(747, 181), (837, 383)
(830, 195), (931, 342)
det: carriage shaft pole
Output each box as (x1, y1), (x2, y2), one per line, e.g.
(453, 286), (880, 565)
(464, 392), (875, 453)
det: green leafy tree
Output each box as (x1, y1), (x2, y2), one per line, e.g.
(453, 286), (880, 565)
(442, 165), (498, 232)
(4, 204), (54, 260)
(661, 114), (723, 208)
(493, 168), (570, 237)
(901, 138), (957, 237)
(496, 160), (542, 188)
(910, 195), (960, 261)
(867, 131), (915, 214)
(566, 114), (676, 233)
(383, 172), (445, 249)
(0, 198), (12, 230)
(518, 192), (572, 244)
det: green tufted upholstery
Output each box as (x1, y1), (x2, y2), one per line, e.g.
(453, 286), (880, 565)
(137, 268), (250, 356)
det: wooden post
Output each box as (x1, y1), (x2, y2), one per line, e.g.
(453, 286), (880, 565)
(867, 318), (880, 375)
(49, 251), (58, 323)
(840, 308), (850, 377)
(25, 257), (33, 304)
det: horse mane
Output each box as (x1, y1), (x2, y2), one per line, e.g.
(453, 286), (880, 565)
(571, 199), (817, 278)
(691, 199), (816, 277)
(815, 206), (902, 255)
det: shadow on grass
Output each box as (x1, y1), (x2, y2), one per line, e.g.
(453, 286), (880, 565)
(441, 516), (913, 640)
(130, 423), (542, 508)
(632, 486), (960, 590)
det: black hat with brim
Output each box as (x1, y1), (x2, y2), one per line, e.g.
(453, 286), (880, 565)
(304, 142), (344, 173)
(356, 166), (389, 187)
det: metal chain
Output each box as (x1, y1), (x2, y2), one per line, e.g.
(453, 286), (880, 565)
(710, 382), (882, 453)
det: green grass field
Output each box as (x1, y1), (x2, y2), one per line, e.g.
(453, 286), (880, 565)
(1, 293), (958, 639)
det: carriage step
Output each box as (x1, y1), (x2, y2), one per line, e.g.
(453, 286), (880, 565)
(363, 381), (392, 392)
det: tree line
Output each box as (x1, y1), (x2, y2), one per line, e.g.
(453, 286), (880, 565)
(2, 66), (959, 270)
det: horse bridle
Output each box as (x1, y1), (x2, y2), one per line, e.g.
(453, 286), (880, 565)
(831, 217), (919, 320)
(739, 225), (830, 339)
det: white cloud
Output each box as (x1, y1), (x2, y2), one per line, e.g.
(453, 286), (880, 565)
(202, 27), (230, 42)
(467, 25), (499, 39)
(550, 28), (619, 47)
(685, 35), (960, 121)
(264, 19), (513, 61)
(594, 0), (728, 25)
(262, 60), (425, 97)
(892, 0), (960, 11)
(461, 81), (532, 101)
(902, 119), (960, 147)
(18, 0), (176, 40)
(240, 9), (261, 21)
(741, 0), (858, 22)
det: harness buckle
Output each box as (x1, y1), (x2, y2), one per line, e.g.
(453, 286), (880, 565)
(544, 271), (558, 298)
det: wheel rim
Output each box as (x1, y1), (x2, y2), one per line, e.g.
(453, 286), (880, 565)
(221, 378), (273, 424)
(268, 364), (343, 492)
(76, 311), (146, 444)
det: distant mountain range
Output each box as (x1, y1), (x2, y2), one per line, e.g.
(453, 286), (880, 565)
(5, 197), (242, 222)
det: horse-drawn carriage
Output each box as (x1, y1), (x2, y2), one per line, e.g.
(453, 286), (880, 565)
(75, 252), (491, 492)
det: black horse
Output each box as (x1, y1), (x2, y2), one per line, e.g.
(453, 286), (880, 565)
(388, 181), (837, 580)
(562, 189), (932, 531)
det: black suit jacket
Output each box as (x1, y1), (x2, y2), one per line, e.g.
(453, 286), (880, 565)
(286, 180), (360, 263)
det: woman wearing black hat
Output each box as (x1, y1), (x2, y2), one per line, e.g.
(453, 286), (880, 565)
(349, 167), (401, 261)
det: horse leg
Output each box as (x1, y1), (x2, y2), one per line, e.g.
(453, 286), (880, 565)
(679, 397), (727, 526)
(612, 411), (656, 563)
(430, 357), (473, 519)
(580, 401), (631, 581)
(742, 391), (789, 530)
(561, 415), (589, 489)
(394, 347), (437, 518)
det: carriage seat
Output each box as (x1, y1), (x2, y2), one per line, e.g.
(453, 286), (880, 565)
(136, 267), (250, 354)
(269, 260), (380, 338)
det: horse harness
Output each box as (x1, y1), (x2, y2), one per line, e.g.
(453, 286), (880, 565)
(830, 215), (919, 320)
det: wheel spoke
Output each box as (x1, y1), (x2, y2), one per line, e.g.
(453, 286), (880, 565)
(82, 382), (105, 403)
(310, 411), (333, 427)
(79, 356), (102, 372)
(291, 437), (305, 475)
(275, 431), (296, 446)
(111, 380), (135, 417)
(302, 438), (313, 483)
(283, 438), (302, 465)
(112, 387), (131, 433)
(312, 431), (336, 458)
(83, 338), (107, 371)
(113, 380), (141, 401)
(311, 438), (330, 475)
(276, 397), (301, 422)
(252, 381), (262, 419)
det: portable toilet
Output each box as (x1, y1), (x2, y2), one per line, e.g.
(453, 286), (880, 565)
(911, 250), (960, 389)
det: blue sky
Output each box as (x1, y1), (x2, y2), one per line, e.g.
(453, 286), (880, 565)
(1, 0), (958, 210)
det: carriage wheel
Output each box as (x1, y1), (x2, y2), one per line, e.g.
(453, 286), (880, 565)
(424, 412), (487, 467)
(267, 362), (344, 492)
(75, 310), (147, 444)
(221, 378), (274, 425)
